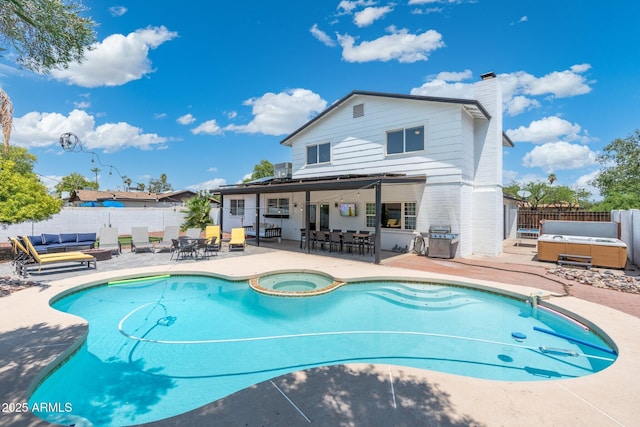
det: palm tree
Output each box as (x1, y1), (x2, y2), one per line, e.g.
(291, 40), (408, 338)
(0, 88), (13, 156)
(90, 167), (100, 187)
(548, 173), (557, 185)
(181, 194), (213, 231)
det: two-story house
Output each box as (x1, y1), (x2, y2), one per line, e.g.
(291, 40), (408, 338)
(218, 73), (513, 262)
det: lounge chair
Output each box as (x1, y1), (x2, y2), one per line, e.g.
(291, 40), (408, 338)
(99, 227), (121, 254)
(205, 225), (221, 253)
(155, 225), (180, 252)
(131, 226), (155, 253)
(228, 227), (246, 251)
(19, 236), (96, 275)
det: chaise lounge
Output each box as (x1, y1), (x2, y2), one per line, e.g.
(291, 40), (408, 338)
(16, 236), (96, 276)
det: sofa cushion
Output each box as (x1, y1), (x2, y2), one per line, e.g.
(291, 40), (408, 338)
(42, 233), (60, 244)
(27, 235), (43, 245)
(60, 233), (78, 243)
(77, 232), (97, 242)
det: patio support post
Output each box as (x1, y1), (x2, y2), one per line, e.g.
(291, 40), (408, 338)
(255, 193), (261, 247)
(374, 180), (382, 264)
(305, 190), (311, 254)
(219, 194), (224, 233)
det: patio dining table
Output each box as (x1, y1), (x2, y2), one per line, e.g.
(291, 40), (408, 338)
(314, 231), (373, 255)
(176, 237), (209, 260)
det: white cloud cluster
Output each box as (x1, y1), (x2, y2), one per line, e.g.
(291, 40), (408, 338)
(506, 116), (584, 144)
(186, 178), (227, 191)
(12, 109), (169, 152)
(353, 6), (393, 27)
(223, 89), (327, 136)
(522, 141), (597, 173)
(50, 26), (178, 88)
(338, 27), (444, 63)
(108, 6), (128, 17)
(337, 0), (376, 14)
(310, 24), (336, 47)
(411, 64), (593, 116)
(177, 114), (196, 125)
(191, 119), (223, 135)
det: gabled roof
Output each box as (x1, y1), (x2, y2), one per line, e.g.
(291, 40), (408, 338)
(280, 90), (492, 147)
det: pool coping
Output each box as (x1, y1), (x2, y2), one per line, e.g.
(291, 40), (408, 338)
(1, 251), (639, 426)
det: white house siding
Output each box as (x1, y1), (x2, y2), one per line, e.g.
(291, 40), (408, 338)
(290, 97), (465, 181)
(471, 77), (504, 256)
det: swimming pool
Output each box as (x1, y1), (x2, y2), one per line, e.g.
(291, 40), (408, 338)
(29, 274), (617, 426)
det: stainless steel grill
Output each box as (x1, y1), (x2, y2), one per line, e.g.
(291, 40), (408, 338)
(427, 225), (459, 259)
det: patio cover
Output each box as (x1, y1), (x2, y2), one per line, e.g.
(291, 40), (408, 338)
(217, 173), (427, 264)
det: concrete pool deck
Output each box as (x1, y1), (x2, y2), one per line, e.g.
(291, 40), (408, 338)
(1, 243), (639, 426)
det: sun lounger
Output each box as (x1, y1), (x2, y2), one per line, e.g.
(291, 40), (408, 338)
(205, 225), (221, 253)
(99, 227), (121, 254)
(155, 225), (180, 252)
(228, 227), (246, 251)
(19, 236), (96, 275)
(131, 226), (155, 253)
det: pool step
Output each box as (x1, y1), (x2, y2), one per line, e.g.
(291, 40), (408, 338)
(557, 254), (592, 269)
(367, 288), (480, 310)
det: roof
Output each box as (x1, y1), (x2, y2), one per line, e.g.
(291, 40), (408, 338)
(69, 189), (196, 203)
(280, 90), (492, 147)
(217, 173), (427, 195)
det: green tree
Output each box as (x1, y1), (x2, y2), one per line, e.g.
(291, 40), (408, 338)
(0, 157), (62, 224)
(243, 160), (274, 183)
(2, 145), (36, 174)
(181, 194), (212, 231)
(592, 130), (640, 209)
(523, 181), (551, 210)
(0, 0), (96, 73)
(503, 181), (522, 199)
(54, 172), (98, 195)
(148, 173), (173, 193)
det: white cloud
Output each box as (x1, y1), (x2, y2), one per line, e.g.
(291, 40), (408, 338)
(410, 64), (593, 116)
(50, 26), (178, 88)
(575, 170), (602, 200)
(338, 27), (444, 63)
(354, 6), (393, 27)
(337, 0), (376, 14)
(522, 141), (597, 173)
(519, 16), (528, 22)
(108, 6), (128, 17)
(186, 178), (227, 191)
(507, 116), (583, 144)
(410, 78), (473, 98)
(12, 109), (170, 152)
(310, 24), (335, 47)
(177, 113), (196, 125)
(73, 100), (91, 109)
(207, 166), (218, 173)
(191, 119), (223, 135)
(224, 89), (327, 136)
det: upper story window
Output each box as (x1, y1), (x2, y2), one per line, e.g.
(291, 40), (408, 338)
(306, 142), (331, 165)
(230, 199), (244, 216)
(386, 126), (424, 155)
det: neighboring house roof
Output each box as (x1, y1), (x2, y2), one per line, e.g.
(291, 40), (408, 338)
(69, 189), (196, 203)
(280, 90), (514, 148)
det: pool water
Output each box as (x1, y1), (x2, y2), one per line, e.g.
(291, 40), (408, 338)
(29, 275), (616, 426)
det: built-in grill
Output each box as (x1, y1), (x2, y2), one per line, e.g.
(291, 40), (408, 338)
(427, 225), (459, 259)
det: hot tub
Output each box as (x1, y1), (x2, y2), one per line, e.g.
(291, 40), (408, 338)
(537, 234), (627, 268)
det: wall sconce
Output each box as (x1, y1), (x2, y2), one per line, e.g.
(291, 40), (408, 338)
(293, 202), (297, 208)
(334, 202), (338, 208)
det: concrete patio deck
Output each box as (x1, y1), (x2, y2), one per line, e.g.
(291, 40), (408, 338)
(1, 239), (639, 426)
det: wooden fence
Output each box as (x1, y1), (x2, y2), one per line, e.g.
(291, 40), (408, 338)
(517, 210), (611, 230)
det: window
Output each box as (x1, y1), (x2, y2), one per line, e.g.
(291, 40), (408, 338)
(306, 142), (331, 164)
(386, 126), (424, 155)
(365, 202), (417, 230)
(267, 198), (289, 216)
(230, 199), (244, 216)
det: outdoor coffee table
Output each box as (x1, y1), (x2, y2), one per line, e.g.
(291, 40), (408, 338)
(81, 248), (113, 261)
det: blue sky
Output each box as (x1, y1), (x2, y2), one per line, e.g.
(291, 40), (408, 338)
(1, 0), (639, 199)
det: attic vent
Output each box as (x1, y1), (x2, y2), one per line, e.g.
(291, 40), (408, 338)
(353, 103), (364, 118)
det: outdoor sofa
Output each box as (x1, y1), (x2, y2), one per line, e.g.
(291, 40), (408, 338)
(26, 232), (97, 254)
